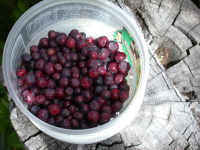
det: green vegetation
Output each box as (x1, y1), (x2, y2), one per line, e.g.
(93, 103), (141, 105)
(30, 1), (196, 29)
(0, 84), (24, 150)
(0, 0), (40, 149)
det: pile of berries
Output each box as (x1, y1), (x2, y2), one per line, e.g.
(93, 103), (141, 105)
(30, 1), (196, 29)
(16, 29), (130, 129)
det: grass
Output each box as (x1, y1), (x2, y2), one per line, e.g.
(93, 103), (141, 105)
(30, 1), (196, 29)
(0, 0), (40, 149)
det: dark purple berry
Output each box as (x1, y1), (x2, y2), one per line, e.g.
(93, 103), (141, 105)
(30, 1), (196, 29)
(89, 51), (98, 59)
(40, 49), (48, 61)
(48, 104), (60, 116)
(100, 113), (111, 123)
(39, 38), (49, 47)
(97, 66), (106, 76)
(17, 68), (27, 77)
(59, 77), (69, 87)
(81, 67), (88, 75)
(106, 41), (119, 54)
(24, 72), (36, 86)
(55, 87), (65, 98)
(50, 55), (57, 63)
(97, 36), (108, 48)
(69, 105), (78, 114)
(63, 100), (71, 108)
(36, 95), (46, 104)
(22, 54), (32, 62)
(48, 30), (57, 39)
(30, 45), (39, 53)
(45, 88), (55, 100)
(119, 81), (130, 91)
(56, 33), (67, 46)
(83, 90), (92, 102)
(95, 86), (103, 95)
(72, 119), (79, 128)
(96, 76), (104, 85)
(101, 105), (112, 114)
(62, 108), (71, 117)
(89, 100), (100, 111)
(31, 52), (40, 60)
(62, 47), (70, 53)
(74, 87), (81, 94)
(86, 37), (94, 44)
(111, 88), (119, 100)
(69, 29), (82, 41)
(35, 59), (45, 70)
(89, 68), (99, 78)
(30, 105), (40, 115)
(56, 116), (64, 125)
(70, 52), (79, 61)
(112, 101), (122, 113)
(52, 73), (61, 80)
(47, 79), (56, 88)
(48, 117), (56, 125)
(104, 74), (114, 85)
(76, 40), (87, 50)
(74, 96), (83, 104)
(108, 62), (118, 73)
(97, 97), (106, 106)
(57, 55), (66, 65)
(35, 70), (43, 78)
(115, 52), (126, 62)
(65, 87), (74, 96)
(49, 40), (58, 48)
(63, 119), (71, 129)
(37, 77), (47, 88)
(81, 104), (89, 113)
(118, 61), (130, 74)
(80, 32), (86, 40)
(87, 111), (99, 124)
(47, 48), (56, 56)
(71, 78), (80, 88)
(24, 92), (35, 105)
(98, 48), (109, 60)
(110, 84), (118, 90)
(81, 77), (91, 88)
(66, 37), (76, 49)
(17, 78), (24, 87)
(37, 109), (49, 122)
(101, 90), (111, 99)
(73, 112), (83, 120)
(115, 73), (124, 84)
(45, 62), (54, 75)
(62, 68), (71, 77)
(119, 90), (129, 102)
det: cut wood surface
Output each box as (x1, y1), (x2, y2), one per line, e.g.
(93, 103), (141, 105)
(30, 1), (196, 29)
(9, 0), (200, 149)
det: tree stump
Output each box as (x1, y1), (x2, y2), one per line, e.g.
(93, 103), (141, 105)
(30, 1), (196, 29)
(9, 0), (200, 149)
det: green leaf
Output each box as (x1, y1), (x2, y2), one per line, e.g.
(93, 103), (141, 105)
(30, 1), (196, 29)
(121, 27), (133, 47)
(17, 0), (27, 12)
(10, 8), (22, 21)
(6, 132), (23, 149)
(0, 42), (4, 65)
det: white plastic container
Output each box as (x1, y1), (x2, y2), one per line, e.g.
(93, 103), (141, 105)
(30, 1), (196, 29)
(3, 0), (149, 144)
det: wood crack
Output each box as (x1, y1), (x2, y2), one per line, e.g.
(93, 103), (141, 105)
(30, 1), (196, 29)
(183, 60), (195, 78)
(158, 0), (164, 12)
(184, 144), (190, 150)
(172, 0), (184, 25)
(23, 131), (42, 144)
(125, 143), (142, 150)
(175, 25), (198, 46)
(136, 8), (152, 36)
(183, 125), (191, 135)
(95, 141), (123, 150)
